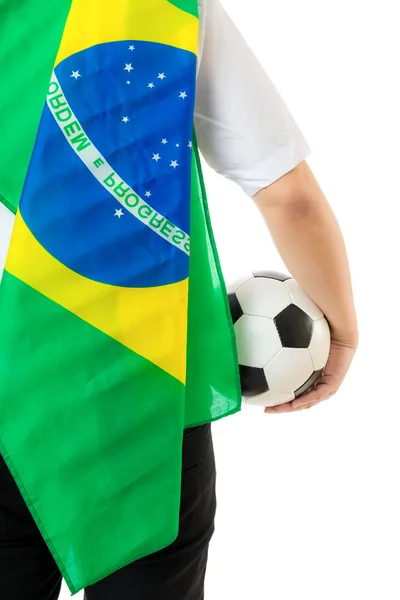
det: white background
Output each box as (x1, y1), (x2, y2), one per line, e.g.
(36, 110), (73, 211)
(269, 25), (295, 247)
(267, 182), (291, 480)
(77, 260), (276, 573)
(1, 0), (399, 598)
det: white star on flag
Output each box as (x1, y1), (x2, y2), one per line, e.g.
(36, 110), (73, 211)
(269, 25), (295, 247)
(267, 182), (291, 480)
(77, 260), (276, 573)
(161, 138), (168, 145)
(175, 143), (180, 147)
(145, 191), (152, 197)
(148, 82), (155, 88)
(188, 141), (193, 149)
(152, 153), (161, 162)
(157, 73), (166, 80)
(122, 116), (129, 123)
(124, 63), (134, 73)
(114, 209), (124, 218)
(127, 81), (131, 85)
(179, 91), (187, 99)
(71, 71), (81, 79)
(170, 160), (179, 169)
(129, 45), (135, 51)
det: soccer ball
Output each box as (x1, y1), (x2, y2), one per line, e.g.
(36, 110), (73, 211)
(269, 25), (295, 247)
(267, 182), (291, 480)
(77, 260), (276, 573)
(228, 271), (331, 407)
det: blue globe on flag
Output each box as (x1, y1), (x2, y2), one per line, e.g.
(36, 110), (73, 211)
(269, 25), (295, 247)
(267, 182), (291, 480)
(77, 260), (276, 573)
(20, 40), (196, 288)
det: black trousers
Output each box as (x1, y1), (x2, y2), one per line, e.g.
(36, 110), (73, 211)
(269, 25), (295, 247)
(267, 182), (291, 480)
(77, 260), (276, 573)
(0, 423), (216, 600)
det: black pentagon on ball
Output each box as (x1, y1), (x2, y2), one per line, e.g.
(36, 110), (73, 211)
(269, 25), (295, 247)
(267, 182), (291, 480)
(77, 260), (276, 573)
(274, 304), (314, 348)
(228, 293), (243, 325)
(239, 365), (269, 397)
(294, 369), (323, 398)
(252, 270), (292, 282)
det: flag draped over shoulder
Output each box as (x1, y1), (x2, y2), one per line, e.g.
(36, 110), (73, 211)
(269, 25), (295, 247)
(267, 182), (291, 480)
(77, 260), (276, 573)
(0, 0), (241, 593)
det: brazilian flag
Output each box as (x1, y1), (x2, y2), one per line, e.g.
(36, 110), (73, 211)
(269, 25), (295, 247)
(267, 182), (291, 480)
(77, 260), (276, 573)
(0, 0), (241, 593)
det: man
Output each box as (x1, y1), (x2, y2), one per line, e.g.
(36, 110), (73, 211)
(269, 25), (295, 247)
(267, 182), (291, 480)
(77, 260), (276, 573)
(0, 0), (358, 598)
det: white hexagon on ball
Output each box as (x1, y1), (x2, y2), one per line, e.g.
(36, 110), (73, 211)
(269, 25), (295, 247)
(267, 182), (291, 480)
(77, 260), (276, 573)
(309, 318), (331, 370)
(237, 277), (291, 319)
(245, 390), (295, 408)
(234, 315), (282, 369)
(264, 348), (314, 393)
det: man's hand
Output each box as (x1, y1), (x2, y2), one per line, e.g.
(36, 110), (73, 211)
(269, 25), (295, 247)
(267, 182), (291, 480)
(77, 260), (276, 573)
(264, 337), (357, 414)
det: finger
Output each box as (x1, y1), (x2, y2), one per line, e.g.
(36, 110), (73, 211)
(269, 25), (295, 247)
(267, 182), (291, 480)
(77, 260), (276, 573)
(292, 388), (336, 409)
(290, 400), (322, 411)
(291, 383), (337, 407)
(264, 384), (338, 413)
(264, 390), (326, 413)
(291, 393), (322, 409)
(264, 402), (297, 414)
(265, 397), (322, 413)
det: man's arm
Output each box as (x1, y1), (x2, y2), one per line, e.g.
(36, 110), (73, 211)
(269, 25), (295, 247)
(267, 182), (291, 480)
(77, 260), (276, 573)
(253, 159), (358, 413)
(195, 0), (357, 412)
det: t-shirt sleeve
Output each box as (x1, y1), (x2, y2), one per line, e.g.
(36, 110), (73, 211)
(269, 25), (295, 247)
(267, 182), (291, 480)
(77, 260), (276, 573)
(194, 0), (312, 198)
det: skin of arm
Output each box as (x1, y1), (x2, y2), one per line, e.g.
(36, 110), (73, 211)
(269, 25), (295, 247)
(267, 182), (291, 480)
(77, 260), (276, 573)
(252, 159), (358, 413)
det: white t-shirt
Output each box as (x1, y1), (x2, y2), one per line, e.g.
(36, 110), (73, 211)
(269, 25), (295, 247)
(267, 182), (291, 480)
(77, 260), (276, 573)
(195, 0), (311, 198)
(0, 0), (311, 271)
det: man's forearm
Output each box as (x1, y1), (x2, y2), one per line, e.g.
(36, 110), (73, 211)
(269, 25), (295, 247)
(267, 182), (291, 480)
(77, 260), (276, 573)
(253, 160), (358, 346)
